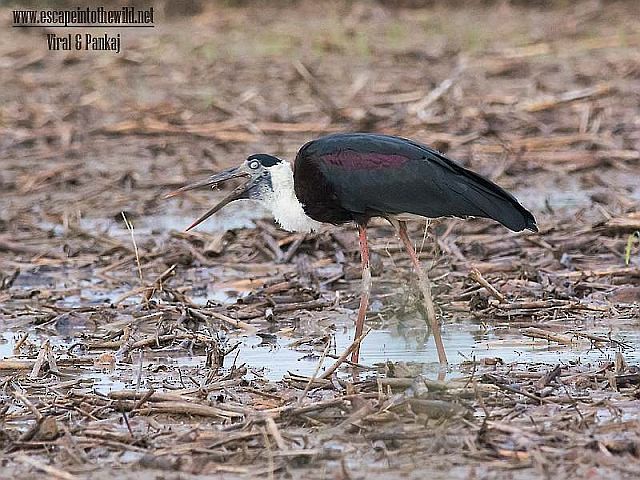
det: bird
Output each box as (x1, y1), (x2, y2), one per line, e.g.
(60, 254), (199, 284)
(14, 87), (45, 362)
(166, 133), (537, 365)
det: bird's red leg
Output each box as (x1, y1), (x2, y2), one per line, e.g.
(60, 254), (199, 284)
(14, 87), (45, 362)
(352, 224), (371, 364)
(395, 221), (448, 366)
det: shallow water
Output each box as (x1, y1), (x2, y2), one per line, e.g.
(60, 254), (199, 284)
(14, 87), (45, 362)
(513, 170), (640, 212)
(237, 317), (639, 379)
(7, 188), (639, 392)
(3, 311), (637, 394)
(38, 198), (269, 239)
(135, 200), (270, 234)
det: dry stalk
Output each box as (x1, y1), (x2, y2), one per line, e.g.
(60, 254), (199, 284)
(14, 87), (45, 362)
(14, 455), (77, 480)
(469, 268), (506, 303)
(121, 211), (144, 288)
(320, 328), (371, 380)
(298, 340), (332, 404)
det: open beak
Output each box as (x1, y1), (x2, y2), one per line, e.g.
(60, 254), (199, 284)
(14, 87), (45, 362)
(164, 166), (250, 231)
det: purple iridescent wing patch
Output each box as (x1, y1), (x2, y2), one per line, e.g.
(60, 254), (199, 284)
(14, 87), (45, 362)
(320, 151), (408, 170)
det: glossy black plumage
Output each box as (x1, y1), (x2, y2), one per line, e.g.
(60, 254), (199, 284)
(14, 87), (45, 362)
(294, 133), (537, 232)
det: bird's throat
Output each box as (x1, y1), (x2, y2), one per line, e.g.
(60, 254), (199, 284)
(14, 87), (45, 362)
(262, 162), (322, 233)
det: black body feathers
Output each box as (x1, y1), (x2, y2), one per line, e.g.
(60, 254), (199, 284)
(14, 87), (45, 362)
(294, 133), (537, 232)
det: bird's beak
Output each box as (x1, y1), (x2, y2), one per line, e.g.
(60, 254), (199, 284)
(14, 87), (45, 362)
(164, 166), (251, 231)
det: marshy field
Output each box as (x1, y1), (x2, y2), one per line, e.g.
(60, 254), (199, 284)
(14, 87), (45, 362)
(1, 1), (640, 478)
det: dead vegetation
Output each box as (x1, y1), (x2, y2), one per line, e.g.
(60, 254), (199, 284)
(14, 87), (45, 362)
(1, 1), (640, 478)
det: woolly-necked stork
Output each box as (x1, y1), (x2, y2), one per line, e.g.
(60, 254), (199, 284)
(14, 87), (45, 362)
(167, 133), (537, 365)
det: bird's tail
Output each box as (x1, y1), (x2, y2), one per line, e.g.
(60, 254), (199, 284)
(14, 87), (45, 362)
(455, 167), (538, 232)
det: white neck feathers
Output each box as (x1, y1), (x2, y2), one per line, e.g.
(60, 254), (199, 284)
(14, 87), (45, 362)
(261, 162), (322, 233)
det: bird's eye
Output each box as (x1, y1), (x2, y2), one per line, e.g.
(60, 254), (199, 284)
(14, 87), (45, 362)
(249, 160), (261, 170)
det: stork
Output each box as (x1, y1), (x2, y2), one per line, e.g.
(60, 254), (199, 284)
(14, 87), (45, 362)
(166, 133), (537, 365)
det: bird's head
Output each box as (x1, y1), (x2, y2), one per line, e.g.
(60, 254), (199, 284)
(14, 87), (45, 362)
(165, 153), (285, 231)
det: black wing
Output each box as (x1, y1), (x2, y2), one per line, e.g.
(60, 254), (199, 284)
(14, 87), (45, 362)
(294, 133), (537, 232)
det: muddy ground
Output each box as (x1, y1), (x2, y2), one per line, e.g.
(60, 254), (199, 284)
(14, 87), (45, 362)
(1, 1), (640, 478)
